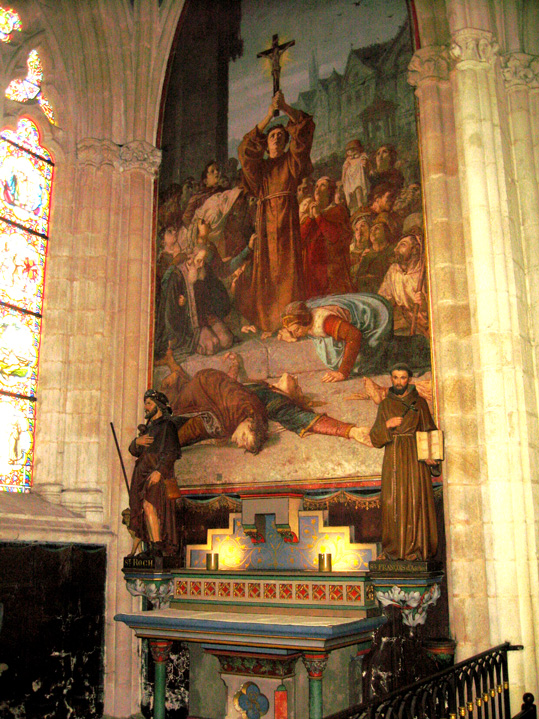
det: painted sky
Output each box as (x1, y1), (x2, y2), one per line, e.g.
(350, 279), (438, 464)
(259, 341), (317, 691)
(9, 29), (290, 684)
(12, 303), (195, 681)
(228, 0), (408, 150)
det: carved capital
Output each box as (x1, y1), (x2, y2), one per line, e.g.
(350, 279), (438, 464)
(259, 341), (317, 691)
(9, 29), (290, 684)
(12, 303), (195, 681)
(149, 639), (173, 664)
(408, 46), (450, 87)
(501, 53), (539, 89)
(76, 138), (161, 175)
(119, 140), (161, 176)
(125, 575), (174, 609)
(76, 138), (121, 169)
(302, 652), (329, 679)
(450, 29), (500, 68)
(375, 583), (441, 627)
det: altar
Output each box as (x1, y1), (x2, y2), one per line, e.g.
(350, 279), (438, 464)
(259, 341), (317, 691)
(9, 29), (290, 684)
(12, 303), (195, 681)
(116, 495), (385, 719)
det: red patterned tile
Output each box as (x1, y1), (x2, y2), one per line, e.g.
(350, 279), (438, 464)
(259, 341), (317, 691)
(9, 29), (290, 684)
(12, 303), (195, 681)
(190, 581), (201, 597)
(312, 584), (327, 601)
(233, 582), (245, 598)
(264, 583), (277, 599)
(279, 583), (293, 600)
(329, 584), (344, 601)
(218, 582), (231, 598)
(346, 585), (362, 602)
(176, 580), (188, 597)
(204, 581), (216, 597)
(248, 582), (261, 599)
(295, 583), (309, 600)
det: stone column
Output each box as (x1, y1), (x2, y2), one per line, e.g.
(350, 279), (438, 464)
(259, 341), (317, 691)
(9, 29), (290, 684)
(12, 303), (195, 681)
(408, 44), (490, 660)
(302, 652), (329, 719)
(149, 640), (173, 719)
(36, 135), (161, 717)
(447, 24), (539, 701)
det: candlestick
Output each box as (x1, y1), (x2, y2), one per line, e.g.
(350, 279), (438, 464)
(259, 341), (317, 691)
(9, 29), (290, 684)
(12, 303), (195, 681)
(318, 553), (332, 572)
(206, 553), (219, 571)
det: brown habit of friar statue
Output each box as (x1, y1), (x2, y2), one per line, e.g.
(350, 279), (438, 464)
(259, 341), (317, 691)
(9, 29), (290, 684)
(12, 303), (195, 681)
(369, 363), (442, 562)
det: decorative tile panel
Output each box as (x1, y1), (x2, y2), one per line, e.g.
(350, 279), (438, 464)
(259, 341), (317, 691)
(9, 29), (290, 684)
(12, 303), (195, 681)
(346, 585), (362, 602)
(204, 581), (216, 597)
(264, 583), (277, 599)
(279, 583), (293, 600)
(248, 583), (261, 599)
(190, 581), (201, 597)
(329, 584), (344, 601)
(312, 584), (327, 601)
(218, 582), (231, 598)
(295, 583), (309, 600)
(176, 580), (188, 597)
(233, 582), (246, 598)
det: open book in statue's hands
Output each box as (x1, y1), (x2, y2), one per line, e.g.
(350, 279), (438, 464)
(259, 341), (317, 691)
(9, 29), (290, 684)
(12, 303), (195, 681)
(416, 430), (444, 462)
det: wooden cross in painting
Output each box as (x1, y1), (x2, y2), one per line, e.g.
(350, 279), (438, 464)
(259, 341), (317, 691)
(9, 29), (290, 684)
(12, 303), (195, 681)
(257, 33), (295, 116)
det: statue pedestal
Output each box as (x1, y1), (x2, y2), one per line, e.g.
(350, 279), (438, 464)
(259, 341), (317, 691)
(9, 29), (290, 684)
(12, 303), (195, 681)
(364, 559), (445, 698)
(368, 559), (443, 628)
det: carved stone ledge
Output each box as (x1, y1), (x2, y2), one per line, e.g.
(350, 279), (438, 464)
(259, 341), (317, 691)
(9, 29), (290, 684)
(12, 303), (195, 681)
(408, 46), (451, 87)
(119, 139), (161, 176)
(450, 29), (500, 68)
(76, 138), (161, 175)
(501, 53), (539, 89)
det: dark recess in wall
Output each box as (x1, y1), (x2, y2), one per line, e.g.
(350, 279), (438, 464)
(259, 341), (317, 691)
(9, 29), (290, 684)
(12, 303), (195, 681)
(0, 542), (106, 719)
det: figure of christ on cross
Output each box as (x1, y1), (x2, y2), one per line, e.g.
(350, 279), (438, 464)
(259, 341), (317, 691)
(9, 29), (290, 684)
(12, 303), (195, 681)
(257, 33), (295, 116)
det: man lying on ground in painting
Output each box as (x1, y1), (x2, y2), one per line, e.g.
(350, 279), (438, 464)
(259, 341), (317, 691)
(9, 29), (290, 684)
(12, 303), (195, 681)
(341, 138), (370, 214)
(378, 227), (429, 337)
(366, 143), (404, 194)
(368, 182), (402, 240)
(355, 216), (395, 294)
(301, 176), (354, 299)
(277, 293), (393, 382)
(158, 351), (372, 453)
(154, 239), (250, 362)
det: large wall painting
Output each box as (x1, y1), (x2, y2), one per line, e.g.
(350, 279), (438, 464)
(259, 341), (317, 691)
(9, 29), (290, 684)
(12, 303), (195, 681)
(154, 0), (433, 493)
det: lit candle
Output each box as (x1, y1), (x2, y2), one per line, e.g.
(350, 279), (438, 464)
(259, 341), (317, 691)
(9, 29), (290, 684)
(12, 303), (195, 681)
(206, 553), (219, 571)
(318, 553), (332, 572)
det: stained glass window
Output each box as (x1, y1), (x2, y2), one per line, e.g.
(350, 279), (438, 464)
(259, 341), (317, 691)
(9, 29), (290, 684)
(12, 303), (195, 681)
(5, 50), (57, 126)
(0, 7), (21, 43)
(0, 118), (53, 491)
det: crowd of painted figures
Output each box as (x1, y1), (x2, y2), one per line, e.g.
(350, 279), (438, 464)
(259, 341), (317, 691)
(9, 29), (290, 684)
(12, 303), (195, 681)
(132, 97), (438, 561)
(154, 95), (428, 378)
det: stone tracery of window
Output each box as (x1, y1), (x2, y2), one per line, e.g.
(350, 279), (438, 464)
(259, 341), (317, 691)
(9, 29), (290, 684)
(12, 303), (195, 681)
(0, 117), (53, 491)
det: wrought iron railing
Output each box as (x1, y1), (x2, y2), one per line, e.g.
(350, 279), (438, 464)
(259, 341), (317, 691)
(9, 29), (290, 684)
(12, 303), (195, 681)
(324, 643), (530, 719)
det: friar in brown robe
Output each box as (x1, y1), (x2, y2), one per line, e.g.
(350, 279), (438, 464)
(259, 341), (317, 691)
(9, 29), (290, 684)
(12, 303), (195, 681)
(236, 91), (314, 333)
(369, 364), (440, 561)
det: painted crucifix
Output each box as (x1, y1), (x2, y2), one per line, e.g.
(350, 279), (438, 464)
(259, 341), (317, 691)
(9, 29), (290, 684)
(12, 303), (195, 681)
(257, 33), (295, 116)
